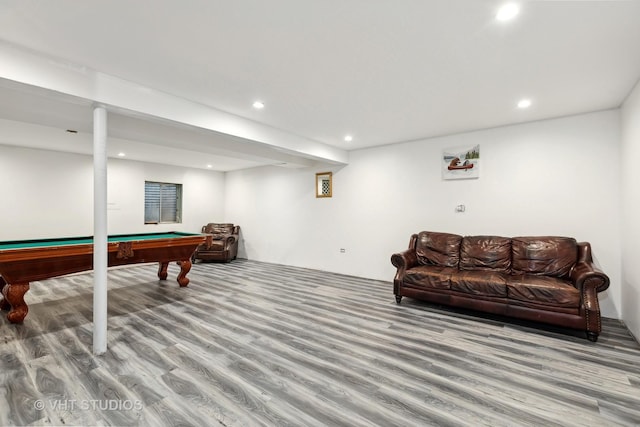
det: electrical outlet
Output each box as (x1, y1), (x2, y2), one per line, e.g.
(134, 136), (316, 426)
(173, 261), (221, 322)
(340, 248), (346, 253)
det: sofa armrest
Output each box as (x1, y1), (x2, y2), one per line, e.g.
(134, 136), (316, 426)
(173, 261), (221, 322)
(391, 248), (418, 295)
(570, 261), (610, 294)
(570, 257), (609, 338)
(570, 242), (610, 294)
(391, 249), (418, 270)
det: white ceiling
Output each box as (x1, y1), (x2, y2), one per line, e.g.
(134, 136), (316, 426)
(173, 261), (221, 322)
(1, 0), (640, 170)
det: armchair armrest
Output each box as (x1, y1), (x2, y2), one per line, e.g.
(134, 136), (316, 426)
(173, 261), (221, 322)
(221, 234), (237, 250)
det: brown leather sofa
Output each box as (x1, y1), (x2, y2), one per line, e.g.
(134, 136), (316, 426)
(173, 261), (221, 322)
(391, 231), (610, 341)
(192, 223), (240, 263)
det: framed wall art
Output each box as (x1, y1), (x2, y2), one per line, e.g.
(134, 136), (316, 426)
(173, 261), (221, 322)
(442, 144), (480, 180)
(315, 172), (332, 197)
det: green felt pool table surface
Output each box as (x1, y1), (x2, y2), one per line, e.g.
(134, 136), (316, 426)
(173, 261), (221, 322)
(0, 232), (200, 250)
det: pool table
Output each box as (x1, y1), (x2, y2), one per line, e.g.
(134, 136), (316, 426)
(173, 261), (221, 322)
(0, 232), (209, 323)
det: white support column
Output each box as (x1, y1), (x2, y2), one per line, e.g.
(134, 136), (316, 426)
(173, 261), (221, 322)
(93, 105), (108, 355)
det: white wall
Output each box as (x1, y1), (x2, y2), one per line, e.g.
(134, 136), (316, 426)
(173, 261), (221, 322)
(621, 79), (640, 340)
(0, 144), (225, 240)
(226, 110), (622, 318)
(0, 110), (624, 320)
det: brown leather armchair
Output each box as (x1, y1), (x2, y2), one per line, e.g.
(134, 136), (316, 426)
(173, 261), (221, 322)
(192, 223), (240, 263)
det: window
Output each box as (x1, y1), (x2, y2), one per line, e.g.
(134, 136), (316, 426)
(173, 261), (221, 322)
(144, 181), (182, 224)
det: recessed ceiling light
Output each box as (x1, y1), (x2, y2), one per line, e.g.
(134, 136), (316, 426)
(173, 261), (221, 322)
(252, 101), (265, 109)
(206, 164), (213, 169)
(117, 152), (126, 157)
(517, 99), (532, 109)
(496, 3), (519, 21)
(344, 135), (353, 142)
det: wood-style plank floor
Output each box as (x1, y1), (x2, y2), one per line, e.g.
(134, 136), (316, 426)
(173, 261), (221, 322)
(1, 259), (639, 426)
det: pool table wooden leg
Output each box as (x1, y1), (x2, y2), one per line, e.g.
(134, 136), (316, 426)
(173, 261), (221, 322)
(157, 262), (169, 281)
(2, 282), (30, 323)
(0, 277), (9, 310)
(176, 260), (191, 287)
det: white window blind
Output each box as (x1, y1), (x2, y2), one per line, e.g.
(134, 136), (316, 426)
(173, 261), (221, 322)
(144, 181), (182, 224)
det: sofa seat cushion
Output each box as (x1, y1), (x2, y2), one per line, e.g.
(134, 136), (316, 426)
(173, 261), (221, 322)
(507, 274), (580, 308)
(450, 271), (508, 297)
(415, 231), (462, 267)
(404, 265), (455, 290)
(460, 236), (511, 272)
(512, 237), (577, 278)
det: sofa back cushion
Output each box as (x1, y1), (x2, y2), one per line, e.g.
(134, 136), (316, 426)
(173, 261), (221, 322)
(512, 236), (577, 278)
(460, 236), (511, 272)
(415, 231), (462, 268)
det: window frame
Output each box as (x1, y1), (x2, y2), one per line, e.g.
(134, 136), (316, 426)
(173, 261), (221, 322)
(144, 181), (183, 224)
